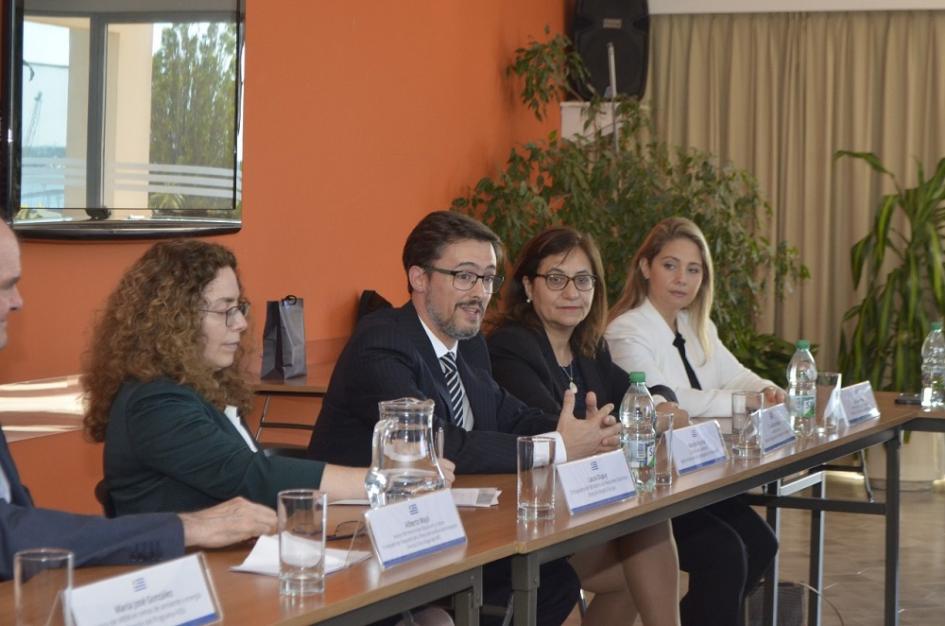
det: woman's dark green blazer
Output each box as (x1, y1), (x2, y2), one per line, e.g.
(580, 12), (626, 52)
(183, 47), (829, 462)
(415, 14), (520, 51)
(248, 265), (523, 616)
(104, 378), (325, 515)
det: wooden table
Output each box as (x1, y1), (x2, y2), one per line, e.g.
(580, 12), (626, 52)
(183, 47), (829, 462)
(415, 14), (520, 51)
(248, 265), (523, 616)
(901, 402), (945, 432)
(0, 502), (512, 626)
(1, 392), (930, 625)
(500, 392), (916, 626)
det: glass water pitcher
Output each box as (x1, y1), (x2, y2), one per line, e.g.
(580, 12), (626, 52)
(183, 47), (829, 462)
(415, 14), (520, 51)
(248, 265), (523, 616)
(364, 398), (447, 508)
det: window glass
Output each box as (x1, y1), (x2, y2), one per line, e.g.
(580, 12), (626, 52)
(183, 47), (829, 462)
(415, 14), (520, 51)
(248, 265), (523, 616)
(12, 1), (242, 236)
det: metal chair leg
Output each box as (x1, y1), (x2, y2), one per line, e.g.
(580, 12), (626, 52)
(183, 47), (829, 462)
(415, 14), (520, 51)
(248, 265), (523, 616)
(859, 449), (875, 502)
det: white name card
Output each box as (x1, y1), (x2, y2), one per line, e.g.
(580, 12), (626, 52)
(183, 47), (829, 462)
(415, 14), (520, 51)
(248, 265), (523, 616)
(69, 553), (220, 626)
(758, 403), (796, 453)
(556, 449), (636, 514)
(840, 381), (881, 424)
(364, 489), (466, 569)
(672, 421), (728, 474)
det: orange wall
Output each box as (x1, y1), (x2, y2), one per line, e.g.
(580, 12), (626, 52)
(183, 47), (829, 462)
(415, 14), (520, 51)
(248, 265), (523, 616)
(1, 0), (566, 383)
(5, 1), (569, 511)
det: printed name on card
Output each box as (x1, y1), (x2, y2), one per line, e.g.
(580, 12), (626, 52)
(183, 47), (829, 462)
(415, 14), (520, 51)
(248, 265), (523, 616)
(364, 489), (466, 569)
(758, 403), (796, 453)
(556, 449), (636, 514)
(672, 421), (728, 474)
(70, 553), (221, 626)
(839, 381), (880, 425)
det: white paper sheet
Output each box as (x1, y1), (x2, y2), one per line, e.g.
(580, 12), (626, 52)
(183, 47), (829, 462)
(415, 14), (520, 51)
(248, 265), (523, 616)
(231, 535), (370, 577)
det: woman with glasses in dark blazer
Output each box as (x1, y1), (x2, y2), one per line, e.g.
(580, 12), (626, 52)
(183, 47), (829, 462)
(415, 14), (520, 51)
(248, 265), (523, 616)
(488, 226), (683, 626)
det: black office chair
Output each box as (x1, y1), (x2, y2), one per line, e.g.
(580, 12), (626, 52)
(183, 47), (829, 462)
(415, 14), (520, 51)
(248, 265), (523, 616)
(357, 290), (392, 320)
(94, 479), (117, 518)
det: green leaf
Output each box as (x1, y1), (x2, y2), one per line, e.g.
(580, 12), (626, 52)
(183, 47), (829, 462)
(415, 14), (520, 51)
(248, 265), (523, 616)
(834, 150), (893, 178)
(453, 30), (808, 380)
(850, 236), (872, 287)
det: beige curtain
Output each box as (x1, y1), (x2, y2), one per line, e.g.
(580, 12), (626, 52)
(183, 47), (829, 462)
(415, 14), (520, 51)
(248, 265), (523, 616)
(645, 11), (945, 370)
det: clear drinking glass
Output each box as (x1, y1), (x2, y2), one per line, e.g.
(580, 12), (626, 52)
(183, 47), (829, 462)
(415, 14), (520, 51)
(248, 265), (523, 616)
(654, 408), (674, 486)
(732, 391), (764, 459)
(517, 436), (556, 521)
(816, 372), (842, 435)
(278, 489), (327, 596)
(15, 548), (74, 626)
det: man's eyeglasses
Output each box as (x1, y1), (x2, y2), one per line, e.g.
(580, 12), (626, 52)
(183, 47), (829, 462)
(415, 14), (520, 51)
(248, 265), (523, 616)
(534, 273), (598, 292)
(426, 267), (505, 293)
(199, 300), (250, 328)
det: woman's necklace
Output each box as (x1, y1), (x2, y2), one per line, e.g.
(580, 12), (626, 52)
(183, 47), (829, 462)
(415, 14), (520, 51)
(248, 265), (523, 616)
(560, 362), (578, 393)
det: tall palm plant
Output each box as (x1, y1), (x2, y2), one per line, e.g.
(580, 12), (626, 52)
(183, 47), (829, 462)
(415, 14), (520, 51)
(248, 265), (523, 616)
(838, 151), (945, 391)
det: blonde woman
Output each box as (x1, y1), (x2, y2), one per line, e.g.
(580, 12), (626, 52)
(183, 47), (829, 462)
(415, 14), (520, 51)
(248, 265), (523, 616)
(605, 217), (780, 626)
(606, 217), (784, 416)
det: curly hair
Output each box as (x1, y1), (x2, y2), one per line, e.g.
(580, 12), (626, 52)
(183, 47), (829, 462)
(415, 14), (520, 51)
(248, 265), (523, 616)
(495, 226), (608, 358)
(83, 239), (253, 442)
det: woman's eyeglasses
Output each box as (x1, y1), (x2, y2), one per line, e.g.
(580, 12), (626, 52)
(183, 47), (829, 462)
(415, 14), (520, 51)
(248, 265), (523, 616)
(199, 300), (250, 328)
(534, 273), (597, 291)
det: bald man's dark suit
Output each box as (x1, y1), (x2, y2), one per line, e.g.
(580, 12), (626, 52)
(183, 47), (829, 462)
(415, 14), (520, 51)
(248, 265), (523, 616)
(0, 428), (182, 581)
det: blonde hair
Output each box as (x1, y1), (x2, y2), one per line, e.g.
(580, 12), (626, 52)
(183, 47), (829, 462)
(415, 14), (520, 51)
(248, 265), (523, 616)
(610, 217), (715, 359)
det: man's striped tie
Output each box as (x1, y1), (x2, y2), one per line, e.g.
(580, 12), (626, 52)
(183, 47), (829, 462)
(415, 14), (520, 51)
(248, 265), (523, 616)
(439, 352), (466, 428)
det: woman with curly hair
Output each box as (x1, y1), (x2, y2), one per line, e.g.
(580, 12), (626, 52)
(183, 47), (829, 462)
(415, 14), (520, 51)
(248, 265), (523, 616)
(84, 239), (452, 516)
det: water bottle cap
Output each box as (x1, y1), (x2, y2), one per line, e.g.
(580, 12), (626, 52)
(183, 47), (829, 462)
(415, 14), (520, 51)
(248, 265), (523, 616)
(629, 371), (646, 383)
(932, 321), (943, 331)
(795, 339), (810, 350)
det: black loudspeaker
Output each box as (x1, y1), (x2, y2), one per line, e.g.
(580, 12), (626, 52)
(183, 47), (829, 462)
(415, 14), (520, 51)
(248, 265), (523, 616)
(572, 0), (650, 99)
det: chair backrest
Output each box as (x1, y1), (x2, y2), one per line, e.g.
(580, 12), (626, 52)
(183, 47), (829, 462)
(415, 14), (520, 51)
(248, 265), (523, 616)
(357, 290), (392, 321)
(94, 479), (116, 518)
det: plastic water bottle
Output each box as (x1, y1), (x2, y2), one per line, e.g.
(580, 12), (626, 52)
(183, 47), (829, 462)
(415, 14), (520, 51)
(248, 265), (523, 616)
(787, 340), (817, 437)
(921, 321), (945, 409)
(619, 371), (656, 492)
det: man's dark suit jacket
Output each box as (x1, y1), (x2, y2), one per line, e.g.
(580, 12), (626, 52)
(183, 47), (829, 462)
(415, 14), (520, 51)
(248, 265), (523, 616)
(0, 428), (183, 581)
(307, 302), (558, 474)
(487, 321), (676, 415)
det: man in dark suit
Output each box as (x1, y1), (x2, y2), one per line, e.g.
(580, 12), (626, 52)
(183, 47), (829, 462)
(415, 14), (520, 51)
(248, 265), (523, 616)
(309, 211), (620, 472)
(309, 210), (622, 625)
(0, 220), (276, 581)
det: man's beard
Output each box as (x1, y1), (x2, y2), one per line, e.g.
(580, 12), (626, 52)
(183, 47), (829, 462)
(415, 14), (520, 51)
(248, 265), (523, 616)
(427, 294), (484, 341)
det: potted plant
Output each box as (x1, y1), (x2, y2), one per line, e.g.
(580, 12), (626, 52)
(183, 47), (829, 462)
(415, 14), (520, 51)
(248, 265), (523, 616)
(452, 30), (808, 382)
(837, 151), (945, 488)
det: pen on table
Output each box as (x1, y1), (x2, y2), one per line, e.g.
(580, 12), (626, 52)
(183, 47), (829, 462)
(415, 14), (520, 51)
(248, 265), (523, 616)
(436, 426), (445, 459)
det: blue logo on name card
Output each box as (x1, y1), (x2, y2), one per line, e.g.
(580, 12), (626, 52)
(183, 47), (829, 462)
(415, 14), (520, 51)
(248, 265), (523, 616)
(132, 578), (147, 592)
(590, 460), (600, 472)
(409, 504), (419, 515)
